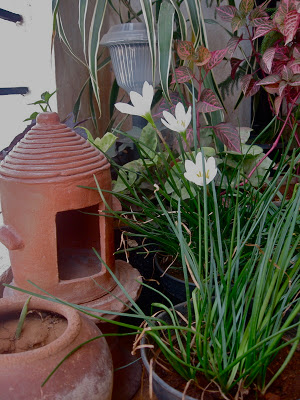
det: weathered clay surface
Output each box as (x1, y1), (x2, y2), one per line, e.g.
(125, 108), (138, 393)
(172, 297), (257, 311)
(0, 112), (141, 314)
(0, 297), (113, 400)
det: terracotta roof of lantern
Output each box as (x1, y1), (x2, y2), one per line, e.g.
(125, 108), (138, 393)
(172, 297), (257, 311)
(0, 112), (109, 183)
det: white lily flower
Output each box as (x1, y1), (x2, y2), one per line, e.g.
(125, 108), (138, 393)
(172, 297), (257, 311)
(115, 81), (154, 121)
(184, 152), (217, 186)
(161, 102), (191, 135)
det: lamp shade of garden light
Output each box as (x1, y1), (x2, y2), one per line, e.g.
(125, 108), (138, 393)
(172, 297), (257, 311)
(101, 23), (156, 128)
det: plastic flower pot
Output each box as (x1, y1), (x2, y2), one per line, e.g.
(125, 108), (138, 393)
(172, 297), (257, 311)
(154, 254), (196, 303)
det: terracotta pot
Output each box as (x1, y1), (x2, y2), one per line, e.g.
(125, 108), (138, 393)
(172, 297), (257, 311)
(0, 297), (113, 400)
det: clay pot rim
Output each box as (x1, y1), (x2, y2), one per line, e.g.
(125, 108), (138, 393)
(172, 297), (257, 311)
(0, 297), (81, 362)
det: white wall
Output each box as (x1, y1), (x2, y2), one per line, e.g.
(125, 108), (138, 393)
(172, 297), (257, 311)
(0, 0), (57, 150)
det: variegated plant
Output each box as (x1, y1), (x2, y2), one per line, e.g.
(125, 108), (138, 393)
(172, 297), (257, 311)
(52, 0), (225, 132)
(216, 0), (300, 178)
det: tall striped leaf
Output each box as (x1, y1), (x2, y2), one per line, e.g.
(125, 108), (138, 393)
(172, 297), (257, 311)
(158, 2), (175, 101)
(88, 0), (108, 116)
(170, 0), (187, 40)
(184, 0), (202, 47)
(140, 0), (157, 83)
(79, 0), (88, 60)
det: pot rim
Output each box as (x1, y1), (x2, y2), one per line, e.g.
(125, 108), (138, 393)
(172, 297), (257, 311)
(154, 253), (196, 287)
(0, 297), (81, 363)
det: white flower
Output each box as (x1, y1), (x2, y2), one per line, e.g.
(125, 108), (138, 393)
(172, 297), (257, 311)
(184, 152), (217, 186)
(115, 81), (154, 119)
(161, 102), (191, 134)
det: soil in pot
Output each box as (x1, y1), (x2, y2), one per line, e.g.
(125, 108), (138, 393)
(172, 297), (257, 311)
(0, 310), (67, 354)
(153, 346), (300, 400)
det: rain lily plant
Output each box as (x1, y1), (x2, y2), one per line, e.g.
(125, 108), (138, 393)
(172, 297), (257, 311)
(115, 81), (155, 126)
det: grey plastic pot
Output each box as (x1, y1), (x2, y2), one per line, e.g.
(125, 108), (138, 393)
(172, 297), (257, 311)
(140, 302), (197, 400)
(155, 255), (196, 303)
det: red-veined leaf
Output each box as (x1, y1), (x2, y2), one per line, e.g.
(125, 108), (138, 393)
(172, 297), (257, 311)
(278, 81), (287, 96)
(176, 40), (195, 60)
(281, 65), (293, 81)
(239, 0), (254, 15)
(249, 6), (269, 22)
(195, 46), (211, 66)
(289, 74), (300, 86)
(213, 123), (241, 153)
(231, 16), (246, 32)
(241, 75), (260, 96)
(252, 21), (274, 40)
(227, 35), (243, 57)
(264, 83), (279, 94)
(171, 66), (194, 84)
(250, 16), (270, 27)
(283, 10), (300, 44)
(204, 48), (228, 71)
(261, 47), (276, 73)
(216, 5), (238, 22)
(230, 58), (243, 79)
(256, 74), (281, 85)
(197, 89), (223, 113)
(274, 95), (283, 115)
(153, 92), (181, 118)
(288, 60), (300, 74)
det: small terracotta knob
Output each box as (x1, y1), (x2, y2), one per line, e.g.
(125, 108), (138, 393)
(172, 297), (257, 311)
(36, 112), (60, 125)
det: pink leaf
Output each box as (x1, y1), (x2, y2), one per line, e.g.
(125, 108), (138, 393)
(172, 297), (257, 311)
(278, 81), (287, 96)
(252, 21), (274, 40)
(274, 95), (283, 115)
(256, 74), (281, 85)
(227, 35), (243, 57)
(204, 48), (228, 71)
(231, 16), (246, 32)
(281, 65), (293, 81)
(216, 5), (238, 22)
(171, 67), (194, 84)
(289, 73), (300, 86)
(249, 6), (269, 23)
(250, 16), (270, 27)
(239, 0), (254, 15)
(261, 47), (276, 73)
(176, 41), (195, 61)
(241, 75), (260, 96)
(283, 10), (300, 44)
(195, 46), (211, 66)
(213, 123), (241, 153)
(197, 89), (223, 113)
(153, 92), (182, 119)
(230, 58), (243, 79)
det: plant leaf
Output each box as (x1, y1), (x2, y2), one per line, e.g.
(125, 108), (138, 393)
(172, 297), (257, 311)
(257, 74), (281, 85)
(252, 21), (274, 40)
(231, 16), (246, 32)
(140, 0), (157, 83)
(230, 58), (243, 79)
(239, 0), (254, 15)
(195, 46), (211, 66)
(176, 40), (195, 61)
(289, 74), (300, 86)
(94, 132), (117, 153)
(241, 75), (260, 96)
(227, 35), (243, 58)
(169, 0), (187, 40)
(284, 10), (300, 44)
(261, 47), (276, 73)
(204, 48), (227, 71)
(213, 122), (241, 153)
(184, 0), (202, 47)
(216, 5), (238, 22)
(197, 89), (223, 113)
(158, 1), (175, 101)
(261, 31), (283, 54)
(171, 66), (194, 84)
(88, 0), (108, 115)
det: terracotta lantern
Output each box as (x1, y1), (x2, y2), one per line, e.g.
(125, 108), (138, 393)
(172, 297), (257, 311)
(0, 112), (140, 316)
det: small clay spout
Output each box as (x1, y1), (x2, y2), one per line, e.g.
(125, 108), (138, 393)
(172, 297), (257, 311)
(0, 225), (24, 250)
